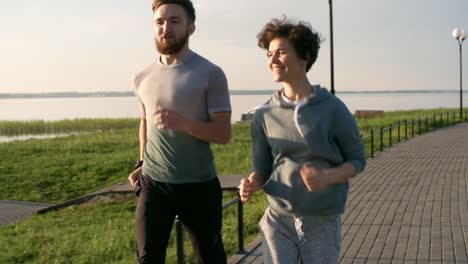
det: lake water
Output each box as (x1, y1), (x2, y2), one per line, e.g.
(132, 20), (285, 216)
(0, 92), (466, 123)
(0, 133), (84, 143)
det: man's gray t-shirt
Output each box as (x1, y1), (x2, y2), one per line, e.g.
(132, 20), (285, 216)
(134, 51), (231, 183)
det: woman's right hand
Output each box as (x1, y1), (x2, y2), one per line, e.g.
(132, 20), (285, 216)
(239, 172), (262, 203)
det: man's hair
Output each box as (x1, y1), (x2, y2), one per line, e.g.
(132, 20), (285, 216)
(152, 0), (196, 23)
(257, 17), (322, 72)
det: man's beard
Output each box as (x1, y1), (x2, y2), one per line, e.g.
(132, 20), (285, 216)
(155, 30), (189, 55)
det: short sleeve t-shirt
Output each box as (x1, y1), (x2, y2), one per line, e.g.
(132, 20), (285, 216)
(134, 51), (231, 183)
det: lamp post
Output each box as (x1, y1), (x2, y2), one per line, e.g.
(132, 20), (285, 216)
(452, 28), (466, 119)
(329, 0), (335, 94)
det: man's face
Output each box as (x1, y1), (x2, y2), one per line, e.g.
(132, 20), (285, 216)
(153, 4), (194, 55)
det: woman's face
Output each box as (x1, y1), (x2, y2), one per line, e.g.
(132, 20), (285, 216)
(267, 37), (307, 83)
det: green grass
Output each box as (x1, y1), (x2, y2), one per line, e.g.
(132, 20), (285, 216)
(0, 118), (139, 136)
(0, 129), (139, 203)
(212, 123), (252, 176)
(0, 123), (253, 203)
(357, 108), (466, 134)
(0, 194), (267, 264)
(0, 198), (137, 264)
(1, 108), (467, 263)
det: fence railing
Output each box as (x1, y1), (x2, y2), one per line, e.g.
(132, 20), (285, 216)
(362, 110), (468, 158)
(174, 192), (245, 264)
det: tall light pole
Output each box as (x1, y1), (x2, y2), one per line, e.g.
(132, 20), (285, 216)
(452, 28), (466, 119)
(329, 0), (335, 94)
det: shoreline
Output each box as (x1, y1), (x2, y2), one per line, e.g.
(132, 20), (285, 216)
(1, 89), (468, 100)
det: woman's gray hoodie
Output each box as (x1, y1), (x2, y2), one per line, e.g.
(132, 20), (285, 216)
(252, 85), (366, 216)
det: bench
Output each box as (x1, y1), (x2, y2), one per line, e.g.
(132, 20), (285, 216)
(354, 110), (384, 118)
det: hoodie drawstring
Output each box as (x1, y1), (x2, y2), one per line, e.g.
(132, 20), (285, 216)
(294, 216), (306, 241)
(293, 98), (308, 138)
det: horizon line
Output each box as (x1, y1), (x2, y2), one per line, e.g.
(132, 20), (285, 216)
(0, 89), (466, 99)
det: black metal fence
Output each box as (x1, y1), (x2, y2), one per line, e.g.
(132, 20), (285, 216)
(362, 110), (468, 158)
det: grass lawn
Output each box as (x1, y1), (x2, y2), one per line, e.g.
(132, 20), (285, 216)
(0, 123), (252, 203)
(0, 193), (267, 263)
(0, 129), (139, 203)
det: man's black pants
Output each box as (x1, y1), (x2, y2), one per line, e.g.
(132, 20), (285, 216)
(135, 175), (226, 264)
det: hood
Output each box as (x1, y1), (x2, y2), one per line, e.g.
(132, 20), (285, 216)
(262, 85), (333, 138)
(269, 85), (333, 108)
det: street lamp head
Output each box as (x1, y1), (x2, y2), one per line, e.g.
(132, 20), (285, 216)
(451, 28), (464, 120)
(452, 28), (465, 40)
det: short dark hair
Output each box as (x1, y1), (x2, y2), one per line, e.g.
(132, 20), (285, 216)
(257, 17), (322, 72)
(152, 0), (196, 23)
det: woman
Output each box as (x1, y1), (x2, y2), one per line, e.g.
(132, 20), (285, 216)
(239, 17), (366, 263)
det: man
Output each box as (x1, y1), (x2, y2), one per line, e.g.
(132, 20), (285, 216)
(128, 0), (231, 263)
(239, 17), (366, 263)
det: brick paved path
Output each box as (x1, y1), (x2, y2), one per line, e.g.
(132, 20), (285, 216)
(341, 123), (468, 263)
(232, 123), (468, 263)
(0, 201), (53, 226)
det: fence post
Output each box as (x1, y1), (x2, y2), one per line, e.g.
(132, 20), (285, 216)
(440, 113), (443, 127)
(405, 120), (408, 140)
(447, 112), (449, 125)
(397, 121), (401, 143)
(411, 119), (414, 137)
(380, 126), (384, 152)
(371, 129), (374, 158)
(418, 117), (421, 135)
(433, 113), (436, 130)
(425, 116), (428, 133)
(176, 217), (185, 264)
(237, 195), (245, 253)
(389, 124), (392, 147)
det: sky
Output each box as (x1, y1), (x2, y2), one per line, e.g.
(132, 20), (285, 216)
(0, 0), (467, 93)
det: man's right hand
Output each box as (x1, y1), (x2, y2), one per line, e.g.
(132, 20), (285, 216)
(128, 167), (142, 188)
(239, 172), (262, 203)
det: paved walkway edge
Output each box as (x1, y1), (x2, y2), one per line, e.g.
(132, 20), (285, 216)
(36, 175), (246, 214)
(36, 191), (132, 214)
(228, 237), (263, 264)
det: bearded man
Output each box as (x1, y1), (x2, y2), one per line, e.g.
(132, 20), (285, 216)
(128, 0), (231, 263)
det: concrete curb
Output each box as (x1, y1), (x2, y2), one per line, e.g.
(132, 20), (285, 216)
(36, 190), (133, 214)
(36, 175), (246, 214)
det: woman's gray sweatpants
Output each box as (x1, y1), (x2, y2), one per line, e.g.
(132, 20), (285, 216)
(259, 207), (341, 264)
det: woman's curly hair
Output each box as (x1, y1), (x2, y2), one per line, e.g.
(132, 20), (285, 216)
(257, 16), (322, 72)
